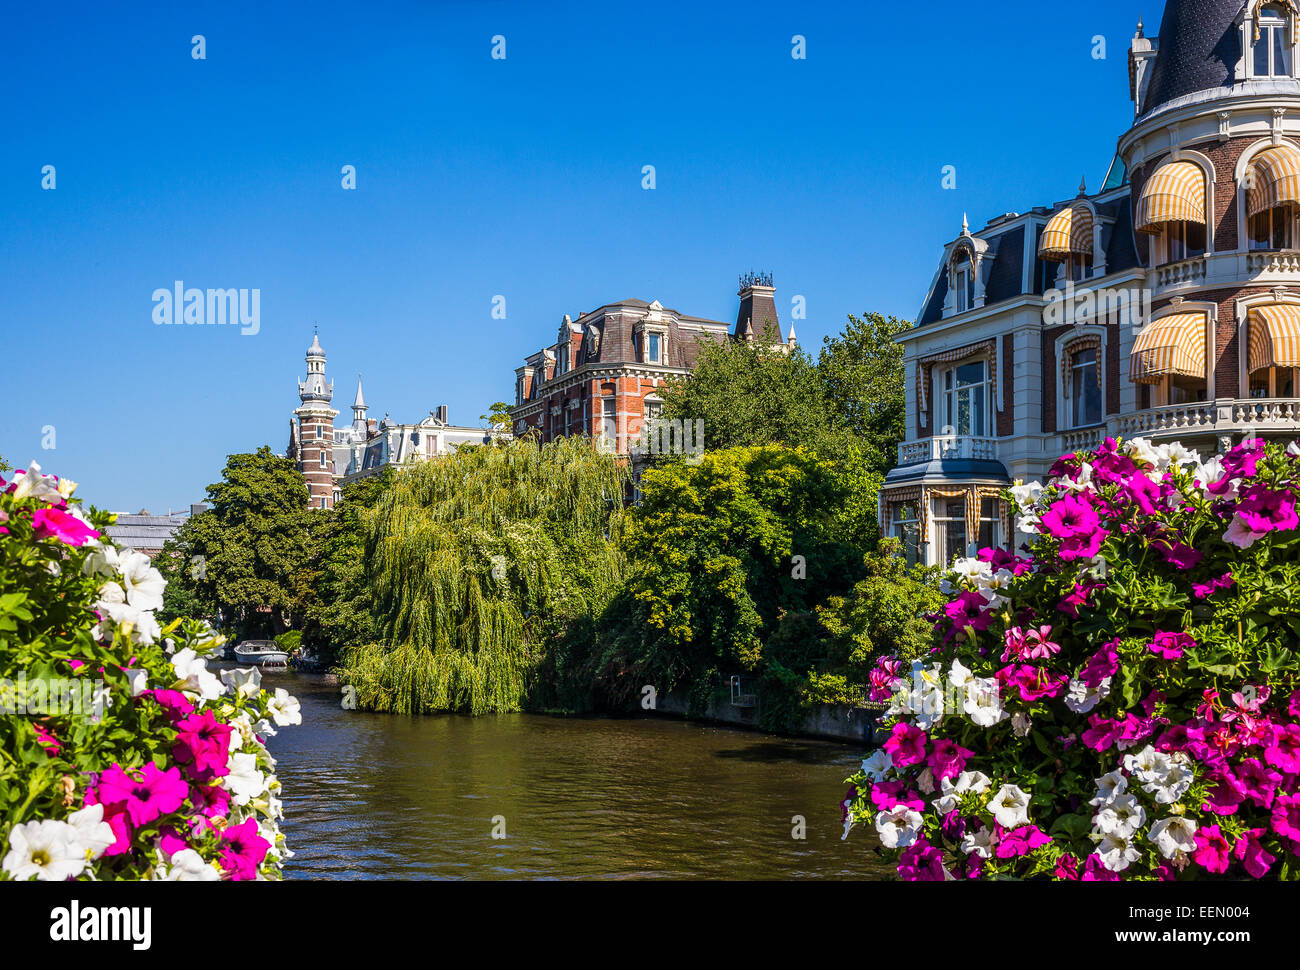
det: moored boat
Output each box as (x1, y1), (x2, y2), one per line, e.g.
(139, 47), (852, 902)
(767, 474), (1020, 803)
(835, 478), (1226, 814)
(233, 639), (290, 666)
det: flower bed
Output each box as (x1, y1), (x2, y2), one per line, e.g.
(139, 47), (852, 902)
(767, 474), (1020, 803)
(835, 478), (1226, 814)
(0, 464), (300, 881)
(842, 437), (1300, 880)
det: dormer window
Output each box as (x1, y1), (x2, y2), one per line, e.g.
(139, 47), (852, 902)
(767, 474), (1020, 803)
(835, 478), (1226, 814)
(1253, 4), (1294, 77)
(648, 332), (662, 363)
(953, 260), (974, 313)
(558, 346), (569, 374)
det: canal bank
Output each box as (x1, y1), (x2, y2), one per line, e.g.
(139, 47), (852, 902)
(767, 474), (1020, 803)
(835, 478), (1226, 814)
(253, 667), (892, 880)
(652, 689), (887, 745)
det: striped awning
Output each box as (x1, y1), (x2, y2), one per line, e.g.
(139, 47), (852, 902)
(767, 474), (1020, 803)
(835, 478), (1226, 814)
(1129, 312), (1207, 384)
(1038, 203), (1094, 261)
(1247, 144), (1300, 217)
(1248, 304), (1300, 374)
(1135, 161), (1206, 234)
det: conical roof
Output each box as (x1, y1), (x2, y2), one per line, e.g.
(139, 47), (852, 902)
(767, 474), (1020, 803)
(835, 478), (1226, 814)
(1141, 0), (1248, 116)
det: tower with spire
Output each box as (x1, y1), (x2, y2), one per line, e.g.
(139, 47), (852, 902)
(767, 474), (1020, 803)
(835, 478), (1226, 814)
(351, 375), (368, 432)
(291, 328), (339, 509)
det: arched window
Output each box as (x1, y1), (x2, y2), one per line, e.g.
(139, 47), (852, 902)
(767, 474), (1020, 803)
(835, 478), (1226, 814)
(1253, 4), (1294, 77)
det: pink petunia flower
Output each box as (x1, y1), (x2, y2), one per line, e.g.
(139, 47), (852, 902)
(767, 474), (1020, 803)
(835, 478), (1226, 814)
(219, 818), (272, 881)
(883, 723), (928, 769)
(1233, 828), (1276, 879)
(94, 762), (189, 828)
(1191, 824), (1232, 874)
(30, 506), (101, 547)
(1148, 631), (1194, 660)
(926, 739), (974, 783)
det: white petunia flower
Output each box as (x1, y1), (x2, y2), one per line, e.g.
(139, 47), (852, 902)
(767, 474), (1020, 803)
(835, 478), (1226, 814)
(988, 784), (1032, 828)
(224, 752), (268, 806)
(118, 550), (165, 612)
(66, 804), (116, 861)
(1147, 817), (1198, 859)
(961, 826), (993, 858)
(1094, 793), (1146, 839)
(171, 647), (224, 701)
(1012, 713), (1033, 737)
(861, 749), (893, 783)
(1095, 832), (1141, 872)
(1090, 770), (1128, 806)
(1147, 763), (1194, 804)
(220, 666), (262, 700)
(2, 820), (85, 881)
(160, 848), (221, 881)
(10, 462), (64, 503)
(1124, 437), (1161, 468)
(267, 687), (302, 728)
(1065, 676), (1111, 714)
(1008, 480), (1044, 509)
(874, 806), (924, 849)
(964, 678), (1006, 727)
(1123, 745), (1170, 785)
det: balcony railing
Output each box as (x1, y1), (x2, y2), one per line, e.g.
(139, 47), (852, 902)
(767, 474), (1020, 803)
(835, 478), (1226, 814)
(1058, 425), (1106, 454)
(897, 435), (998, 465)
(1151, 256), (1206, 288)
(1247, 249), (1300, 274)
(1116, 402), (1217, 437)
(1233, 397), (1300, 428)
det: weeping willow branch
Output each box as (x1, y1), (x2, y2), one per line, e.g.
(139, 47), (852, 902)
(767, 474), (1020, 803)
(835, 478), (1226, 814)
(339, 436), (629, 715)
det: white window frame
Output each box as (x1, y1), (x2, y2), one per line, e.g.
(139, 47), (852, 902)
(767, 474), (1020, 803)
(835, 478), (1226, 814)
(1250, 4), (1295, 77)
(1069, 345), (1104, 428)
(940, 358), (991, 437)
(891, 502), (922, 564)
(319, 450), (329, 469)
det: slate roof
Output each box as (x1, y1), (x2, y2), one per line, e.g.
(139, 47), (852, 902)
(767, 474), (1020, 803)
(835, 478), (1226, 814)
(106, 514), (188, 550)
(1141, 0), (1245, 116)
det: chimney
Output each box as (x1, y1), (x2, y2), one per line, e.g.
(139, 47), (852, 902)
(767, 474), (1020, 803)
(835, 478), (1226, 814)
(734, 271), (779, 342)
(436, 405), (449, 424)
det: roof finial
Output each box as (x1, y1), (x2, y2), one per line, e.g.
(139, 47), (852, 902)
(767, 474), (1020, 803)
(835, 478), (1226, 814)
(1079, 174), (1088, 196)
(961, 212), (969, 233)
(1135, 16), (1144, 38)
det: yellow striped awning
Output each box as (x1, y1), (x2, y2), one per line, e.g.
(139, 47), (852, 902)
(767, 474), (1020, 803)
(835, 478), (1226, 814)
(1248, 304), (1300, 373)
(1129, 312), (1207, 384)
(1247, 144), (1300, 217)
(1135, 161), (1206, 234)
(1038, 203), (1094, 261)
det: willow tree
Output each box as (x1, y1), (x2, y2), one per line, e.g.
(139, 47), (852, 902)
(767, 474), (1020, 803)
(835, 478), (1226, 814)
(339, 435), (629, 715)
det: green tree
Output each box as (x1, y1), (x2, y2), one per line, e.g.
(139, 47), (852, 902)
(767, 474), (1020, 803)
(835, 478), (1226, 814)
(480, 401), (514, 435)
(659, 326), (840, 454)
(301, 468), (394, 666)
(165, 446), (316, 638)
(339, 435), (628, 715)
(607, 446), (858, 704)
(817, 312), (911, 473)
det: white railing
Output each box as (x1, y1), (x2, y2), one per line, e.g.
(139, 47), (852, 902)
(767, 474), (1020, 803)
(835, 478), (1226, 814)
(1234, 398), (1300, 428)
(1152, 256), (1206, 288)
(1058, 425), (1106, 453)
(1116, 402), (1217, 437)
(897, 435), (998, 465)
(1247, 250), (1300, 274)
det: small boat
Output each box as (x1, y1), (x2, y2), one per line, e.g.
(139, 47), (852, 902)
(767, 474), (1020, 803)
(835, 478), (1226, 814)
(233, 640), (290, 667)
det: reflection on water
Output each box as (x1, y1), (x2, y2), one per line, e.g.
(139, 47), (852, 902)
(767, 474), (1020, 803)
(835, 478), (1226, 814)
(254, 668), (891, 880)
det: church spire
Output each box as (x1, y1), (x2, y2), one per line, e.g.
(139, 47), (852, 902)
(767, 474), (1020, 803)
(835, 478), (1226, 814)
(352, 375), (368, 430)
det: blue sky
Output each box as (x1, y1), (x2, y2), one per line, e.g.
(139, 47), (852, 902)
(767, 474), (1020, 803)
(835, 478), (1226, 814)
(0, 0), (1154, 512)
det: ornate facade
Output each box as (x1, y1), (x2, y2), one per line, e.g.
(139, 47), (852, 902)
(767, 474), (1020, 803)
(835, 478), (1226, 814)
(508, 274), (795, 454)
(883, 0), (1300, 565)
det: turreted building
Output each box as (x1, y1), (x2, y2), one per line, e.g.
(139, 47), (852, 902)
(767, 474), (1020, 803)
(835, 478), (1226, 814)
(883, 0), (1300, 566)
(286, 331), (499, 508)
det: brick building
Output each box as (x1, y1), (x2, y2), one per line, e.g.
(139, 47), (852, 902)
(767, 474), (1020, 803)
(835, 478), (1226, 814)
(508, 273), (795, 453)
(883, 0), (1300, 566)
(286, 330), (499, 508)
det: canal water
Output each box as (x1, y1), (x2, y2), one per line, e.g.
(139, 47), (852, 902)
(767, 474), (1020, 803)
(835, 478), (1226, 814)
(254, 667), (892, 879)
